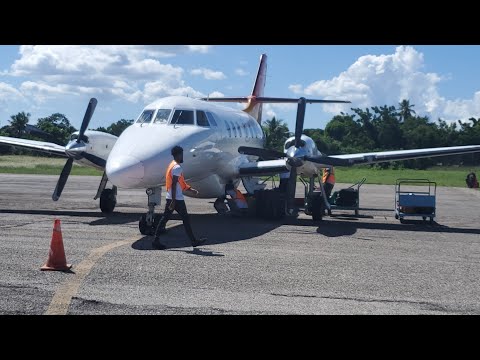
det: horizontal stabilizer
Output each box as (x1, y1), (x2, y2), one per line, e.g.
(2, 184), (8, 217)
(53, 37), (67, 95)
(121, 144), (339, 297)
(201, 96), (350, 104)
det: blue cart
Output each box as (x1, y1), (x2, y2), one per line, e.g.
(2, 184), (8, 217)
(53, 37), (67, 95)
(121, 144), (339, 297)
(394, 179), (436, 224)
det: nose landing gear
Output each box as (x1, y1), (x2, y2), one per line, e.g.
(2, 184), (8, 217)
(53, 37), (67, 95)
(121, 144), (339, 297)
(139, 187), (162, 235)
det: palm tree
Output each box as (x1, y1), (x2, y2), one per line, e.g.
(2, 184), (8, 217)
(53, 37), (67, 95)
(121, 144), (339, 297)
(398, 99), (416, 122)
(262, 117), (291, 151)
(8, 112), (31, 137)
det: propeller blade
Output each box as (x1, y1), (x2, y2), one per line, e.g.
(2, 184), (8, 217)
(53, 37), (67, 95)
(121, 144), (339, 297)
(238, 146), (285, 160)
(77, 98), (97, 143)
(305, 156), (350, 167)
(294, 97), (306, 148)
(286, 166), (297, 212)
(52, 158), (73, 201)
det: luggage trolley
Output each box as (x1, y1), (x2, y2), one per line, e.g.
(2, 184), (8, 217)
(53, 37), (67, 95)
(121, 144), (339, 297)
(394, 179), (436, 224)
(327, 177), (367, 216)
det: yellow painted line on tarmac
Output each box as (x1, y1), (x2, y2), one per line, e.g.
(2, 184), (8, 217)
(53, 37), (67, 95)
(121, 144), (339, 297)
(44, 236), (140, 315)
(45, 225), (175, 315)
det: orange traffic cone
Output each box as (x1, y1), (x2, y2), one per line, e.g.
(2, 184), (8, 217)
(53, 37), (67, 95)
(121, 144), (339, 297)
(41, 219), (72, 271)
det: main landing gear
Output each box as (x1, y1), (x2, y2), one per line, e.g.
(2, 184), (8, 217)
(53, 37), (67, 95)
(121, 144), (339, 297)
(138, 187), (162, 235)
(301, 173), (330, 222)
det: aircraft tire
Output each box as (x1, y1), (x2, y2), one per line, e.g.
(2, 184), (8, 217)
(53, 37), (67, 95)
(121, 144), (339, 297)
(311, 195), (323, 222)
(139, 214), (148, 235)
(100, 189), (116, 213)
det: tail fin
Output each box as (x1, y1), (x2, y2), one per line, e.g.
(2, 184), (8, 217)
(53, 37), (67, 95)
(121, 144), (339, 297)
(243, 54), (267, 124)
(200, 53), (350, 126)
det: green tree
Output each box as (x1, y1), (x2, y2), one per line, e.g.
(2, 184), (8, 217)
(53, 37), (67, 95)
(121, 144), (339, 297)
(36, 113), (76, 145)
(262, 117), (291, 151)
(397, 99), (416, 122)
(7, 112), (30, 137)
(98, 119), (134, 136)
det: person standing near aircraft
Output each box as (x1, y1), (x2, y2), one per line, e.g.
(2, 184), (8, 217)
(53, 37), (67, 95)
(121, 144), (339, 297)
(152, 146), (206, 250)
(322, 167), (335, 199)
(225, 182), (248, 216)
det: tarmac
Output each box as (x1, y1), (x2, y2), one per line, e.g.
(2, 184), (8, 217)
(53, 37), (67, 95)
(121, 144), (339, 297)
(0, 174), (479, 315)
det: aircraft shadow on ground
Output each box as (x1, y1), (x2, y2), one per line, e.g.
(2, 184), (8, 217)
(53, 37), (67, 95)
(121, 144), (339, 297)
(0, 209), (106, 218)
(314, 218), (480, 237)
(131, 213), (283, 251)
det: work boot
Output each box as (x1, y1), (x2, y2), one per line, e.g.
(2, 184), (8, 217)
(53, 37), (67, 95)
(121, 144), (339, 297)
(191, 237), (207, 247)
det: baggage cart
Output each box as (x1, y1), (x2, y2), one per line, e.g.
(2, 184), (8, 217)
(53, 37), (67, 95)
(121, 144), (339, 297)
(328, 177), (366, 216)
(394, 178), (436, 224)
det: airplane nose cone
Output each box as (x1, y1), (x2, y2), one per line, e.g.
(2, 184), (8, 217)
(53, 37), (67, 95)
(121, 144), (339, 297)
(106, 155), (144, 188)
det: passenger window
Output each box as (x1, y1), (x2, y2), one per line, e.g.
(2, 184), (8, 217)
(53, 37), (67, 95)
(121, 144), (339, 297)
(196, 111), (210, 127)
(243, 124), (248, 138)
(247, 123), (254, 138)
(231, 121), (237, 137)
(226, 121), (231, 137)
(206, 112), (218, 126)
(171, 110), (194, 125)
(136, 109), (155, 124)
(236, 122), (242, 137)
(154, 109), (172, 124)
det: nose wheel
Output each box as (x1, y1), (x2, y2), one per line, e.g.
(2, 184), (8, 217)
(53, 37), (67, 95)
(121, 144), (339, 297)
(138, 187), (162, 235)
(100, 187), (117, 213)
(139, 213), (162, 235)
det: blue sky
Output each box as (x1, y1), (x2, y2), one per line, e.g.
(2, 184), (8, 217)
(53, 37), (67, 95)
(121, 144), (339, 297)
(1, 45), (480, 132)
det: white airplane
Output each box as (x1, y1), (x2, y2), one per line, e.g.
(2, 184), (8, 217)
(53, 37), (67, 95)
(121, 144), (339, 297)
(2, 53), (480, 233)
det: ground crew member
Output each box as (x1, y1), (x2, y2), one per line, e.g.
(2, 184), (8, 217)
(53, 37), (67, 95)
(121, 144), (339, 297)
(225, 182), (248, 216)
(153, 146), (206, 250)
(322, 166), (335, 199)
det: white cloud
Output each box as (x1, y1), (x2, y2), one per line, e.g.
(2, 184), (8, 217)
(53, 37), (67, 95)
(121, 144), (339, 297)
(5, 45), (213, 106)
(235, 68), (248, 76)
(290, 45), (480, 122)
(0, 82), (24, 102)
(187, 45), (212, 53)
(190, 68), (226, 80)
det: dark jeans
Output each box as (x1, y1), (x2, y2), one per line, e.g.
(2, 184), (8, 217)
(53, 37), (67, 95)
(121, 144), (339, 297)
(323, 182), (334, 198)
(279, 178), (289, 193)
(156, 199), (196, 243)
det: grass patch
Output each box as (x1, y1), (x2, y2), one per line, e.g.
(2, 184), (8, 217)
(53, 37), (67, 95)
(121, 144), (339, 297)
(1, 155), (478, 186)
(0, 155), (103, 176)
(335, 165), (478, 187)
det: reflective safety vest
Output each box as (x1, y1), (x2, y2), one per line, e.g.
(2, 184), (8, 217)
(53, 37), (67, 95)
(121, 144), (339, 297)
(322, 167), (335, 185)
(230, 189), (248, 209)
(165, 160), (191, 193)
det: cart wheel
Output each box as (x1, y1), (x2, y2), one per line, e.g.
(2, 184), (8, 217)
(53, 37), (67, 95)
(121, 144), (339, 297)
(429, 217), (434, 224)
(355, 209), (359, 216)
(395, 214), (399, 220)
(422, 216), (427, 221)
(399, 218), (405, 224)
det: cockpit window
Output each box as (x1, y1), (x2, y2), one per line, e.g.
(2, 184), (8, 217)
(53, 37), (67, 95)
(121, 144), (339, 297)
(154, 109), (171, 124)
(171, 110), (194, 125)
(136, 109), (155, 124)
(196, 111), (210, 127)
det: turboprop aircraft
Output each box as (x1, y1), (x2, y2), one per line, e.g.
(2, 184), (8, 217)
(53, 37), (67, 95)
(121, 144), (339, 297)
(1, 53), (480, 234)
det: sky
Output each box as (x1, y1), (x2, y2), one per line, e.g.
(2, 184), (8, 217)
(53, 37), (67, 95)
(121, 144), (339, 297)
(1, 45), (480, 133)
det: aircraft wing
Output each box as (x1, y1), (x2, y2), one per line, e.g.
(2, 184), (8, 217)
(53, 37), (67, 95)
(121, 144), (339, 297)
(329, 145), (480, 165)
(0, 136), (68, 157)
(238, 159), (289, 176)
